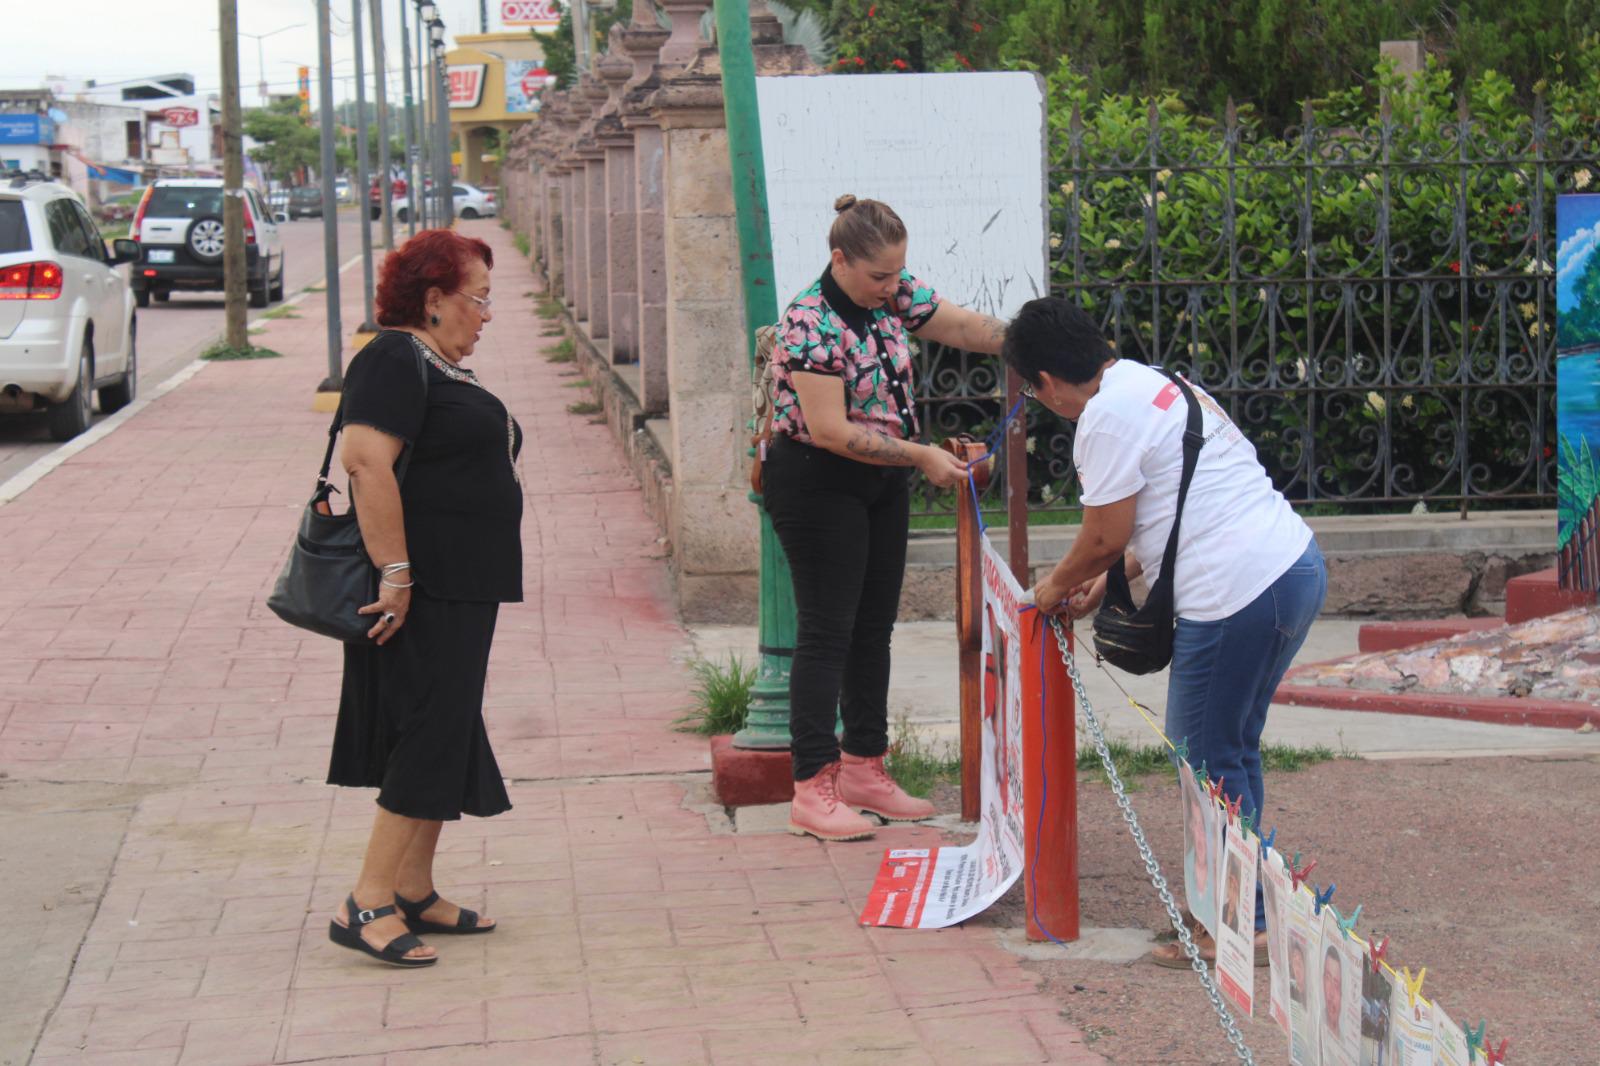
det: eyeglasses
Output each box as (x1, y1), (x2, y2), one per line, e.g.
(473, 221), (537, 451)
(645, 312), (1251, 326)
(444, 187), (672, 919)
(1019, 383), (1037, 400)
(457, 291), (492, 315)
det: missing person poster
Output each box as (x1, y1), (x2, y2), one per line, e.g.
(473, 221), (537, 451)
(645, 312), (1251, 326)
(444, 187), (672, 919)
(1180, 759), (1221, 938)
(1286, 883), (1322, 1066)
(1389, 979), (1436, 1065)
(1318, 907), (1366, 1066)
(1360, 950), (1395, 1065)
(859, 534), (1025, 927)
(1431, 1001), (1469, 1066)
(1214, 820), (1259, 1017)
(1260, 848), (1293, 1036)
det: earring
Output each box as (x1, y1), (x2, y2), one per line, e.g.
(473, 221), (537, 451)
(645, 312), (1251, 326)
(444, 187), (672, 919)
(429, 313), (440, 326)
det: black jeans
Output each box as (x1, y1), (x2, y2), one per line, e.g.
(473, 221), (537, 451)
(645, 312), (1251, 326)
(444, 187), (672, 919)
(762, 435), (910, 781)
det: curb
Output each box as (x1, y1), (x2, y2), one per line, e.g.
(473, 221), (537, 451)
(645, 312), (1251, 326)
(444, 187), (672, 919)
(1274, 683), (1600, 730)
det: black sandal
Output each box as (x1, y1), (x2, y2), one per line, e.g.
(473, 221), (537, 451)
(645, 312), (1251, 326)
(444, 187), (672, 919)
(328, 895), (437, 967)
(395, 890), (494, 935)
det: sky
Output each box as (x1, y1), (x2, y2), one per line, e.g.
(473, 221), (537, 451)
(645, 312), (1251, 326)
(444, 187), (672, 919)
(6, 0), (540, 109)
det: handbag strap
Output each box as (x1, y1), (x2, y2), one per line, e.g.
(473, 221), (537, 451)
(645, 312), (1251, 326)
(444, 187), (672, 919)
(867, 316), (919, 438)
(316, 333), (430, 491)
(1145, 368), (1206, 591)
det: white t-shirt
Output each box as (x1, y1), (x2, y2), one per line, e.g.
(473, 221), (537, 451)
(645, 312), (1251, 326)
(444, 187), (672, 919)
(1074, 360), (1312, 622)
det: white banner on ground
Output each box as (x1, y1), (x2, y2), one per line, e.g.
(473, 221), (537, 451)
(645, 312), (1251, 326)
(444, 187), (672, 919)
(1215, 820), (1259, 1017)
(859, 535), (1025, 928)
(1319, 907), (1366, 1066)
(1261, 849), (1294, 1036)
(1180, 759), (1221, 938)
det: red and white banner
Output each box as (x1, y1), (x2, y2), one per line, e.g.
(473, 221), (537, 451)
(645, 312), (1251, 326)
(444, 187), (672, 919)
(860, 535), (1026, 928)
(448, 65), (487, 109)
(500, 0), (560, 28)
(160, 107), (199, 128)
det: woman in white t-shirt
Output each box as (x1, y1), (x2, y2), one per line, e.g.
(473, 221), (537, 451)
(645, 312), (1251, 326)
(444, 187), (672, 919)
(1001, 297), (1327, 967)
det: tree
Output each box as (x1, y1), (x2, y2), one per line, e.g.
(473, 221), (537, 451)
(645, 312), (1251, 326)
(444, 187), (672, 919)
(244, 98), (321, 184)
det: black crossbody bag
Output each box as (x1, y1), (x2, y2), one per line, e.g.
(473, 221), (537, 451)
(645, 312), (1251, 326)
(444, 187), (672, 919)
(266, 341), (428, 642)
(1091, 369), (1205, 675)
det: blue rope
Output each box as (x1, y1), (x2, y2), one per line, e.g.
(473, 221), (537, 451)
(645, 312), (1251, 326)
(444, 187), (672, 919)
(964, 395), (1026, 538)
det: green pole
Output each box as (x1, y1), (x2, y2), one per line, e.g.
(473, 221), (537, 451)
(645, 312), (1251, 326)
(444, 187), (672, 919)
(716, 0), (796, 750)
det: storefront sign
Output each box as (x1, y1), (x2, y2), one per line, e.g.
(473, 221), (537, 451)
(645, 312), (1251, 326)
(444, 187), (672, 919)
(448, 65), (487, 109)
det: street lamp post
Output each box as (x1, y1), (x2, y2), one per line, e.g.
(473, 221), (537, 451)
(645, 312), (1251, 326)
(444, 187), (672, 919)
(238, 22), (304, 104)
(314, 0), (343, 392)
(416, 1), (436, 228)
(351, 0), (377, 331)
(398, 0), (418, 237)
(430, 21), (452, 226)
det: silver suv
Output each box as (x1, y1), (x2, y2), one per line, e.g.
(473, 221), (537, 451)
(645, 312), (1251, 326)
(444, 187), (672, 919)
(132, 178), (285, 308)
(0, 173), (139, 440)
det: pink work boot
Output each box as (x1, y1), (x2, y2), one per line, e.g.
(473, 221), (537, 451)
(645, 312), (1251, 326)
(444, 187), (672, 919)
(787, 762), (876, 841)
(838, 752), (936, 822)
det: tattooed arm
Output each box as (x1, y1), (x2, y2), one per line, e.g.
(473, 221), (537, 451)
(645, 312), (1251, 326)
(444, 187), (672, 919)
(791, 372), (970, 487)
(912, 302), (1008, 355)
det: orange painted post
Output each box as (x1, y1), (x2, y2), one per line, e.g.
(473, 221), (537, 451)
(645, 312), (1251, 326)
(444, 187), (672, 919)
(1021, 611), (1079, 942)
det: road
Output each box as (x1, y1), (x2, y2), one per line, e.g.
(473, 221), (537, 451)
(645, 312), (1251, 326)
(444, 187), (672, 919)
(0, 212), (376, 483)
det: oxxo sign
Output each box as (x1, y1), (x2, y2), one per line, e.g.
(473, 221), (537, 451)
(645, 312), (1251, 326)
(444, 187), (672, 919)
(500, 0), (559, 27)
(161, 107), (199, 128)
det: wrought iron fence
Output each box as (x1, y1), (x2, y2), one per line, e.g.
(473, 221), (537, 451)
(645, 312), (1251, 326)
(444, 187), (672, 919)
(911, 93), (1598, 520)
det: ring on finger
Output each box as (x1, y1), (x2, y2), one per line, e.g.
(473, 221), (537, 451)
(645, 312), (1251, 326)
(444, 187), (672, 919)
(381, 612), (397, 625)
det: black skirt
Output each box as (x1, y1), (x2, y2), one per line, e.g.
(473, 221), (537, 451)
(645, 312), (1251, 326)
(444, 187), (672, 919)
(328, 589), (512, 820)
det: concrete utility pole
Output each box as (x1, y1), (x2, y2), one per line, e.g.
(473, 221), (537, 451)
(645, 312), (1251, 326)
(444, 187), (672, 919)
(415, 3), (431, 228)
(432, 24), (453, 226)
(315, 0), (343, 391)
(218, 0), (248, 349)
(399, 0), (418, 237)
(370, 0), (394, 250)
(714, 0), (798, 748)
(351, 0), (376, 331)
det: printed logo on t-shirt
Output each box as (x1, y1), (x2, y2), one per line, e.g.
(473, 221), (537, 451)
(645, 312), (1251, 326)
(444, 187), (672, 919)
(1153, 382), (1181, 411)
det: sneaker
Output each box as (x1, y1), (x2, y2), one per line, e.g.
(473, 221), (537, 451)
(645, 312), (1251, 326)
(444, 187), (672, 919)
(837, 752), (935, 822)
(787, 761), (876, 841)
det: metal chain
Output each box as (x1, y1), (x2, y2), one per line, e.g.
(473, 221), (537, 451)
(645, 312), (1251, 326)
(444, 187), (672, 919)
(1047, 616), (1256, 1064)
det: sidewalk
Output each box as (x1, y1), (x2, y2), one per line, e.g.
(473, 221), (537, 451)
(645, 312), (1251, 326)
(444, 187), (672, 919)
(1, 224), (1101, 1065)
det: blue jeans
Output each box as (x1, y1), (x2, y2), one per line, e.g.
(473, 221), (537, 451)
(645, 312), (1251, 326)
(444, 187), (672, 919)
(1166, 540), (1327, 931)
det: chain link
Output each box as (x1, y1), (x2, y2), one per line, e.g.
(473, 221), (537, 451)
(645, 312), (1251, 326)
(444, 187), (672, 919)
(1047, 616), (1256, 1064)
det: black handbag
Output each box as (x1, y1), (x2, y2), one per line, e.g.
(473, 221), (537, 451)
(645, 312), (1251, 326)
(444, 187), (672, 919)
(266, 340), (427, 642)
(1090, 369), (1205, 675)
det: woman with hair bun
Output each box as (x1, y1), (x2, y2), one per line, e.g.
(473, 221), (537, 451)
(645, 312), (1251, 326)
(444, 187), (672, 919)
(766, 194), (1010, 841)
(322, 228), (521, 967)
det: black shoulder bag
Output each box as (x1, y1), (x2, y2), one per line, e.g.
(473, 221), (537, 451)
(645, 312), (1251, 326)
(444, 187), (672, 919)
(266, 340), (429, 642)
(1090, 369), (1205, 675)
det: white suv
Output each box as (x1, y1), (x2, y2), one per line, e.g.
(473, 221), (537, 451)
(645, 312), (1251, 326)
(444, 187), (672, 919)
(131, 178), (284, 308)
(0, 174), (139, 440)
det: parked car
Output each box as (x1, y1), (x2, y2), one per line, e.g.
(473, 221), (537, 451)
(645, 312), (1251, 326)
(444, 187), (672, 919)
(334, 178), (352, 204)
(130, 178), (284, 308)
(287, 185), (323, 219)
(393, 182), (497, 224)
(0, 173), (139, 440)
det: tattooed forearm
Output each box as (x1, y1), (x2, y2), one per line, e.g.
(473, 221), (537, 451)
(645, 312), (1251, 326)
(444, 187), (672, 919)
(974, 314), (1008, 355)
(842, 426), (919, 466)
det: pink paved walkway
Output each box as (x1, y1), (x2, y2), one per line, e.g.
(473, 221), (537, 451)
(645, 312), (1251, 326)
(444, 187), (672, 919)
(3, 223), (1100, 1065)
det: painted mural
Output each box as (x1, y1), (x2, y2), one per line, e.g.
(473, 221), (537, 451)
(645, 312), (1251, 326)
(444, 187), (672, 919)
(1556, 193), (1600, 592)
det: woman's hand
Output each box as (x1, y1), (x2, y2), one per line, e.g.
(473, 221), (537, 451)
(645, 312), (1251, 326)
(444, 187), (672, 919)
(918, 445), (971, 488)
(359, 581), (412, 645)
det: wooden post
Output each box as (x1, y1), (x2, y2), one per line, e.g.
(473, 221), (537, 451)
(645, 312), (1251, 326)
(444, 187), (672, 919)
(947, 437), (991, 823)
(1021, 610), (1079, 942)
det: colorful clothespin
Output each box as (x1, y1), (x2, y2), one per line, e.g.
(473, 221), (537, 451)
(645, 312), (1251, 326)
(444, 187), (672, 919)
(1400, 966), (1427, 1009)
(1207, 775), (1227, 804)
(1367, 935), (1389, 970)
(1484, 1037), (1509, 1065)
(1464, 1020), (1486, 1060)
(1174, 737), (1189, 764)
(1312, 883), (1336, 916)
(1240, 810), (1257, 838)
(1225, 794), (1242, 823)
(1290, 856), (1317, 892)
(1336, 904), (1362, 939)
(1261, 827), (1276, 858)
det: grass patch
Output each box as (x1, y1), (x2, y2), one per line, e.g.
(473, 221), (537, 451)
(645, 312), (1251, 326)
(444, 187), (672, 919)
(1075, 739), (1341, 789)
(563, 378), (592, 389)
(566, 400), (601, 416)
(884, 717), (961, 798)
(535, 298), (563, 320)
(302, 283), (325, 293)
(513, 231), (531, 258)
(258, 303), (301, 320)
(673, 654), (755, 735)
(539, 325), (566, 337)
(546, 337), (576, 363)
(201, 341), (282, 361)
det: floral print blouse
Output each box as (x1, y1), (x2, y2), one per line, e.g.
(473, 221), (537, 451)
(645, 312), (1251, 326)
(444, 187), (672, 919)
(770, 267), (942, 445)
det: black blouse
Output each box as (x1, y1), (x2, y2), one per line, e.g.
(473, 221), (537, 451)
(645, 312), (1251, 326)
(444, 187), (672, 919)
(341, 331), (524, 603)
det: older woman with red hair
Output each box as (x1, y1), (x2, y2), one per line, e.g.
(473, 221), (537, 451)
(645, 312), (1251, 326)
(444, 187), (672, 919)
(324, 228), (522, 968)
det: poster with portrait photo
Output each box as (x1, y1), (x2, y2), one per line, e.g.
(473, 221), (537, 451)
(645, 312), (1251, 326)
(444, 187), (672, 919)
(1430, 1000), (1469, 1066)
(1179, 760), (1220, 938)
(1214, 820), (1258, 1017)
(1360, 950), (1395, 1065)
(1286, 882), (1321, 1066)
(1389, 979), (1436, 1065)
(1260, 849), (1293, 1036)
(1317, 907), (1365, 1066)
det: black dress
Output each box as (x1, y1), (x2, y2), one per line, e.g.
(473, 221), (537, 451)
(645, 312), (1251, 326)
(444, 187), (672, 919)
(327, 331), (523, 820)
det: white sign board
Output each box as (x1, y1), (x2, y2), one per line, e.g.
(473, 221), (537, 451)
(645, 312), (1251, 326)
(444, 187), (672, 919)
(756, 72), (1048, 318)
